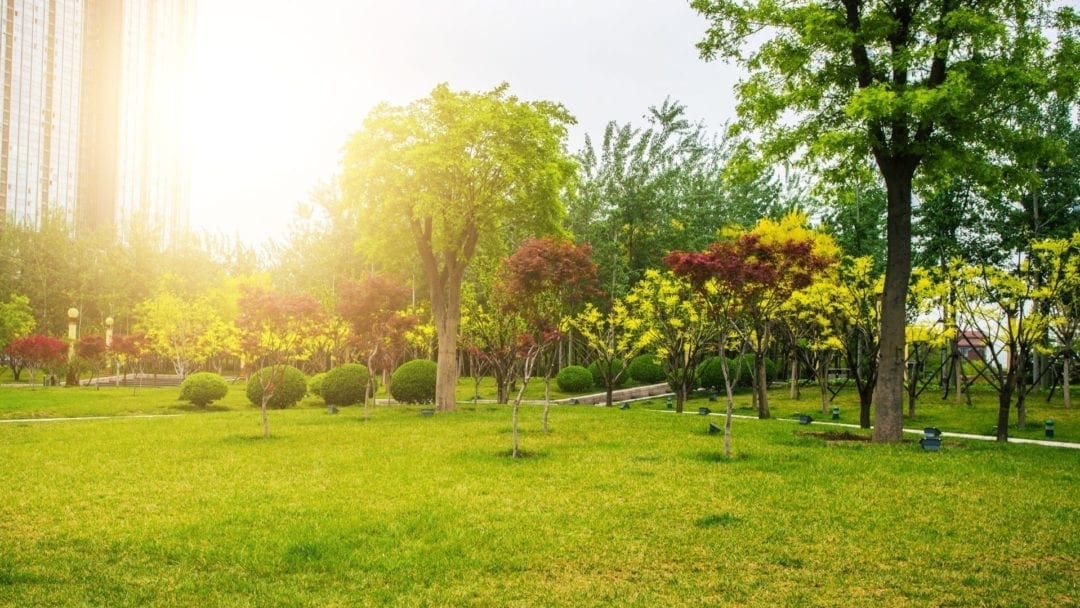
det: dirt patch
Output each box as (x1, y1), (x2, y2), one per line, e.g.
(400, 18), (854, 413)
(800, 430), (872, 442)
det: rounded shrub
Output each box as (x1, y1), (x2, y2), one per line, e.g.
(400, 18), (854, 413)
(246, 365), (307, 409)
(627, 354), (665, 384)
(555, 365), (593, 393)
(321, 363), (371, 406)
(390, 359), (437, 404)
(179, 372), (229, 408)
(308, 372), (327, 398)
(727, 353), (777, 388)
(588, 359), (626, 389)
(696, 356), (726, 391)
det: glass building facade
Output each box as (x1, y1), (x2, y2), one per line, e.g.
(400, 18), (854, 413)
(2, 0), (193, 245)
(0, 0), (84, 227)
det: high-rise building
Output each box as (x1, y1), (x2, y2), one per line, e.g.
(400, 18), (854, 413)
(1, 0), (194, 244)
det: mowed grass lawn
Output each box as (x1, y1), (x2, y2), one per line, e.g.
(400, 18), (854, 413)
(0, 388), (1078, 607)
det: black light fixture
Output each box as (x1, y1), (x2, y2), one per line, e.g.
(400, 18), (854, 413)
(619, 401), (630, 410)
(326, 404), (339, 414)
(920, 427), (942, 451)
(420, 408), (435, 417)
(1045, 419), (1055, 438)
(708, 422), (721, 434)
(798, 413), (812, 425)
(831, 406), (840, 420)
(698, 406), (711, 415)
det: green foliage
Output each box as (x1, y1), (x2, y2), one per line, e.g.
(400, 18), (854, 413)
(179, 372), (229, 408)
(246, 365), (307, 409)
(321, 363), (371, 407)
(588, 360), (626, 389)
(696, 356), (726, 391)
(0, 293), (35, 348)
(728, 354), (776, 388)
(627, 354), (666, 384)
(694, 354), (778, 391)
(389, 359), (437, 404)
(555, 365), (593, 393)
(308, 372), (327, 398)
(572, 99), (775, 296)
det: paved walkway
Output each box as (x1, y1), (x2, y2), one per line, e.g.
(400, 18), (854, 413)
(655, 408), (1080, 450)
(0, 414), (181, 424)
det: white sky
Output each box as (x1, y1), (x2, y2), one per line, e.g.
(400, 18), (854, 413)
(188, 0), (742, 245)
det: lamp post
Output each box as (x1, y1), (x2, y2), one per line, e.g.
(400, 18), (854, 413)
(105, 317), (117, 386)
(66, 308), (79, 386)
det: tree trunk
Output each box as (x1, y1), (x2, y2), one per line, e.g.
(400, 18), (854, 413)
(432, 284), (462, 412)
(605, 384), (614, 408)
(755, 348), (770, 419)
(859, 384), (873, 429)
(721, 355), (736, 458)
(1065, 355), (1072, 409)
(818, 357), (829, 414)
(542, 376), (551, 432)
(261, 395), (270, 439)
(873, 162), (914, 443)
(756, 326), (773, 421)
(996, 388), (1012, 442)
(789, 356), (799, 399)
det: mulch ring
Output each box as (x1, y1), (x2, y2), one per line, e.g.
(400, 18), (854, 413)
(798, 430), (873, 442)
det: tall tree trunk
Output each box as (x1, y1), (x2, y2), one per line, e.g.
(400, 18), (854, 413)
(1065, 355), (1072, 409)
(542, 375), (551, 432)
(430, 275), (462, 412)
(873, 163), (914, 442)
(818, 356), (829, 414)
(789, 355), (800, 399)
(755, 326), (770, 419)
(721, 354), (736, 458)
(996, 388), (1012, 443)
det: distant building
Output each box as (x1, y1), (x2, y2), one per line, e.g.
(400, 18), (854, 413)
(957, 329), (989, 362)
(0, 0), (195, 244)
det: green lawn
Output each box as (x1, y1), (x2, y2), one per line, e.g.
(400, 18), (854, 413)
(0, 390), (1077, 606)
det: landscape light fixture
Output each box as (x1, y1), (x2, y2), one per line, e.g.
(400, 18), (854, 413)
(920, 427), (942, 451)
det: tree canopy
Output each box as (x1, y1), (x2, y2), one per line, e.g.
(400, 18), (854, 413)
(341, 83), (578, 411)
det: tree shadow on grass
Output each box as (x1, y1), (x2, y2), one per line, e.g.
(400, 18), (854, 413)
(172, 404), (232, 413)
(689, 451), (749, 463)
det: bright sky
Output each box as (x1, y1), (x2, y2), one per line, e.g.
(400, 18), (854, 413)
(188, 0), (742, 246)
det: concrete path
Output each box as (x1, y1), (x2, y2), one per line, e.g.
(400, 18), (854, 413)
(654, 408), (1080, 450)
(0, 414), (181, 424)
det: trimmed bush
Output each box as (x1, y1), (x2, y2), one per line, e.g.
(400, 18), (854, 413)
(696, 357), (726, 391)
(308, 372), (327, 398)
(588, 360), (627, 389)
(179, 372), (229, 408)
(390, 359), (437, 404)
(556, 365), (593, 393)
(246, 365), (307, 409)
(627, 354), (665, 384)
(321, 363), (371, 406)
(728, 353), (776, 388)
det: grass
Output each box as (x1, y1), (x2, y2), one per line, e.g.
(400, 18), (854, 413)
(0, 390), (1077, 606)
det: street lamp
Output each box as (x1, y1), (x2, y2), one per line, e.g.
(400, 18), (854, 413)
(67, 308), (79, 359)
(66, 308), (79, 386)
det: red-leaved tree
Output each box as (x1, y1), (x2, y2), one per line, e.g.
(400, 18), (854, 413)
(4, 335), (67, 388)
(667, 224), (835, 418)
(501, 237), (601, 424)
(75, 334), (108, 386)
(337, 274), (414, 401)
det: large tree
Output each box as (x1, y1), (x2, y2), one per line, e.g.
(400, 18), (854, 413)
(691, 0), (1078, 441)
(342, 84), (577, 411)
